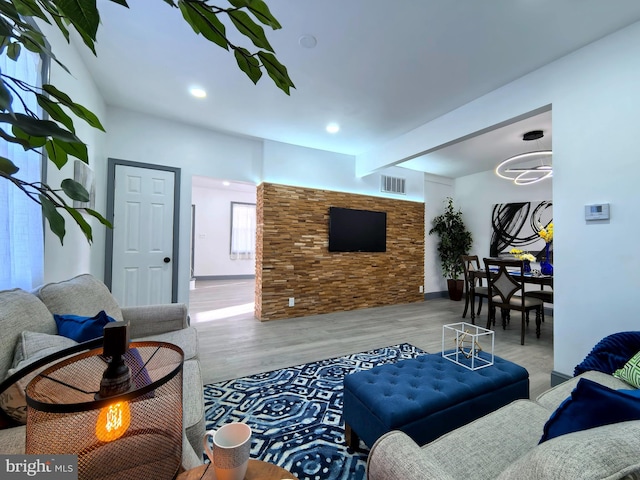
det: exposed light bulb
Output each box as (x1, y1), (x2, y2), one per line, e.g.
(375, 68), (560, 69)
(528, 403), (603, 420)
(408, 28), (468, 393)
(95, 401), (131, 442)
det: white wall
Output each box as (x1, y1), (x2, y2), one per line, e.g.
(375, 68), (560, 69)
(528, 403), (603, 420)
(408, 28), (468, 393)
(423, 174), (454, 294)
(192, 185), (256, 277)
(359, 20), (640, 377)
(43, 15), (640, 377)
(424, 168), (552, 296)
(455, 171), (553, 262)
(38, 23), (107, 283)
(104, 110), (424, 303)
(105, 107), (264, 303)
(263, 140), (425, 201)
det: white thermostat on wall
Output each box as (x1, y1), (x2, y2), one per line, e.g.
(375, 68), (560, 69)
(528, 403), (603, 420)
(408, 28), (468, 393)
(585, 203), (610, 221)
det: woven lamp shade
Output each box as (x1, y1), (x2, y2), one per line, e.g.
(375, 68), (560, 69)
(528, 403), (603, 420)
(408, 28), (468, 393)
(26, 341), (183, 480)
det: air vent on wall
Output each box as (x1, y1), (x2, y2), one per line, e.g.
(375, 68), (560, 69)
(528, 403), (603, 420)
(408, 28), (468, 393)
(380, 175), (406, 195)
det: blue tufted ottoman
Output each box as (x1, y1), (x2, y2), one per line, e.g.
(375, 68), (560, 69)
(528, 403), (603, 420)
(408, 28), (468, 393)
(342, 353), (529, 449)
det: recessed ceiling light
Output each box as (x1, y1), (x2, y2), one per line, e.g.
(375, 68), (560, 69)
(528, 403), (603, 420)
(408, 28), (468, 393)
(299, 34), (317, 49)
(222, 181), (231, 186)
(326, 123), (340, 134)
(190, 87), (207, 98)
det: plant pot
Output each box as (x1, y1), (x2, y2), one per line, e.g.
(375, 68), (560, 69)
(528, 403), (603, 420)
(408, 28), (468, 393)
(447, 279), (464, 301)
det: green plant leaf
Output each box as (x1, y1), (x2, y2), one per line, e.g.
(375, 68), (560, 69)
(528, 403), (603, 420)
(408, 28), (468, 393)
(11, 0), (50, 22)
(179, 1), (228, 50)
(0, 80), (14, 112)
(40, 195), (66, 245)
(45, 139), (69, 169)
(0, 127), (31, 149)
(64, 205), (93, 243)
(19, 28), (47, 53)
(50, 14), (71, 43)
(42, 84), (105, 131)
(68, 103), (105, 131)
(12, 125), (47, 148)
(6, 41), (21, 60)
(55, 0), (100, 41)
(37, 94), (75, 132)
(107, 0), (129, 6)
(0, 113), (80, 143)
(42, 84), (75, 106)
(61, 178), (89, 202)
(76, 29), (97, 55)
(0, 36), (11, 54)
(54, 138), (88, 163)
(0, 1), (20, 18)
(0, 156), (19, 175)
(229, 0), (281, 29)
(0, 17), (15, 37)
(229, 9), (274, 52)
(85, 208), (113, 228)
(234, 48), (262, 84)
(257, 51), (295, 94)
(428, 197), (472, 279)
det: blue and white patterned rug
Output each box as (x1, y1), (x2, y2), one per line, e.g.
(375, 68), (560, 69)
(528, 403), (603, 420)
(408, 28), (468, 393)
(203, 343), (427, 480)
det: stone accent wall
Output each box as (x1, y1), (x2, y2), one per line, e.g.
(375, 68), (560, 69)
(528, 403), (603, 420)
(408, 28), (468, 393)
(255, 183), (425, 321)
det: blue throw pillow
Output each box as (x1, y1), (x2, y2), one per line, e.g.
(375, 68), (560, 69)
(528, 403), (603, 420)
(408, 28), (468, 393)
(540, 378), (640, 443)
(54, 310), (116, 342)
(574, 331), (640, 376)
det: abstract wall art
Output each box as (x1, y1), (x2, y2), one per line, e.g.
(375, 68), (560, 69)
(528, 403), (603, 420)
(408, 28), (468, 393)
(490, 201), (553, 261)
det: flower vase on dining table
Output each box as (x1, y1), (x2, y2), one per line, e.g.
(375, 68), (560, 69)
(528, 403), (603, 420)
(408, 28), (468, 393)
(523, 259), (531, 274)
(540, 242), (553, 275)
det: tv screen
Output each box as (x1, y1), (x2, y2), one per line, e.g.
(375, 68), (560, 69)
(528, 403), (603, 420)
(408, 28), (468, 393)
(328, 207), (387, 252)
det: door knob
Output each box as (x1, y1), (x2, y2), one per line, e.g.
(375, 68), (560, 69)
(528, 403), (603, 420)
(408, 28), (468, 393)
(164, 257), (171, 263)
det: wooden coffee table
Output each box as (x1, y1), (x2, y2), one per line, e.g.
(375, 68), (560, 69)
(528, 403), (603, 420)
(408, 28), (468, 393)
(176, 459), (299, 480)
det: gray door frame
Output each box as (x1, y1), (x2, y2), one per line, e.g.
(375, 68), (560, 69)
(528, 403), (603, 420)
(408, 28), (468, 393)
(105, 158), (181, 303)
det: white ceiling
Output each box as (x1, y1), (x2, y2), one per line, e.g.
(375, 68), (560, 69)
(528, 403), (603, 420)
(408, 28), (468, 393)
(80, 1), (640, 178)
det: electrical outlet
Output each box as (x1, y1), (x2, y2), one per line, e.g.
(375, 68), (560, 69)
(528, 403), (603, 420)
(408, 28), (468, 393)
(419, 286), (424, 293)
(288, 297), (295, 307)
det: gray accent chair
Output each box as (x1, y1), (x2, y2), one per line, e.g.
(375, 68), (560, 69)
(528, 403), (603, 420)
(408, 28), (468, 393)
(0, 274), (205, 470)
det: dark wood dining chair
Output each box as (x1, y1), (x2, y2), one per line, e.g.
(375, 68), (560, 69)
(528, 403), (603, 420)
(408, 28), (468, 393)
(461, 255), (489, 324)
(525, 287), (553, 323)
(483, 258), (544, 345)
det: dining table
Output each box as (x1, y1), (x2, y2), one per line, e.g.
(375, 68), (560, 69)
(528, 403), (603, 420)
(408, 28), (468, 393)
(467, 267), (553, 324)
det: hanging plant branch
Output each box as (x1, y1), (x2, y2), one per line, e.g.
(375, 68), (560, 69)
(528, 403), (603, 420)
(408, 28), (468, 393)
(0, 0), (294, 244)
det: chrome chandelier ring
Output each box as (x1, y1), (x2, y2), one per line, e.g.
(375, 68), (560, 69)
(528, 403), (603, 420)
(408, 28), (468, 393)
(495, 150), (552, 185)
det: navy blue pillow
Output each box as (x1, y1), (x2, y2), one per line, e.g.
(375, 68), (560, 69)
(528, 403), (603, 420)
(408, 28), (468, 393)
(574, 331), (640, 376)
(54, 310), (116, 342)
(540, 378), (640, 443)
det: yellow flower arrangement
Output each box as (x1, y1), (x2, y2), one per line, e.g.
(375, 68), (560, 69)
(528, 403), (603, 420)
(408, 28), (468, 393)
(539, 222), (554, 243)
(509, 248), (536, 262)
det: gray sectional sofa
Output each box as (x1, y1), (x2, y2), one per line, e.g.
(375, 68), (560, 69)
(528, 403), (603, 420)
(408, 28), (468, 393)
(0, 274), (205, 470)
(367, 370), (640, 480)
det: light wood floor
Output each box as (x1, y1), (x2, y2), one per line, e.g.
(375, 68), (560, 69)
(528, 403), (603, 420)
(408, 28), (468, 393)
(189, 279), (554, 399)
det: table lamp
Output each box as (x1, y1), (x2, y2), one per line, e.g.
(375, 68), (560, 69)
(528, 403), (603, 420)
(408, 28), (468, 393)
(26, 322), (184, 480)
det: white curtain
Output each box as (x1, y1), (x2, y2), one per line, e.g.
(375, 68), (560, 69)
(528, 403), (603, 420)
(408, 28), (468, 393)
(0, 50), (44, 290)
(230, 203), (256, 260)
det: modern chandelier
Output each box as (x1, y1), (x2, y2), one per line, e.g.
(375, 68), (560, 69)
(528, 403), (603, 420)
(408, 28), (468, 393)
(496, 130), (552, 185)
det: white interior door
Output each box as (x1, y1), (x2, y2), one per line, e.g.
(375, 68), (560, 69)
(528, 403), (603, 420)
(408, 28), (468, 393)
(111, 164), (175, 306)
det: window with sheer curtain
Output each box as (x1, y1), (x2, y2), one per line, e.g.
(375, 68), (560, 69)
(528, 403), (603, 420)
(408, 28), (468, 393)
(0, 50), (45, 290)
(230, 202), (256, 259)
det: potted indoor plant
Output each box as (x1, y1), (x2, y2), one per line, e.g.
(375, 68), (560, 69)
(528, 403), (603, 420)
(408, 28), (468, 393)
(429, 197), (473, 300)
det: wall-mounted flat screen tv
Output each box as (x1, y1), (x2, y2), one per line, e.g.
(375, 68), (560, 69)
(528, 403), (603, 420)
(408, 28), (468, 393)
(328, 207), (387, 252)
